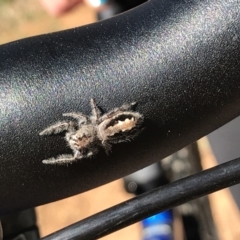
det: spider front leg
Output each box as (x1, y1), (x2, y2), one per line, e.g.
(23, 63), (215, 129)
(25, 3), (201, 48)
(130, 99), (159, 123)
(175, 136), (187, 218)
(102, 141), (112, 155)
(100, 102), (137, 121)
(39, 121), (77, 136)
(63, 112), (88, 125)
(90, 98), (102, 123)
(119, 102), (137, 111)
(42, 150), (84, 165)
(42, 154), (78, 165)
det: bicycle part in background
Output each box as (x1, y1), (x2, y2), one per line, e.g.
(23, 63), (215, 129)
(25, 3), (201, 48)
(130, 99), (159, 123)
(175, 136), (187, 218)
(124, 143), (218, 240)
(142, 211), (174, 240)
(0, 209), (39, 240)
(124, 163), (174, 240)
(161, 143), (218, 240)
(42, 157), (240, 239)
(0, 221), (2, 240)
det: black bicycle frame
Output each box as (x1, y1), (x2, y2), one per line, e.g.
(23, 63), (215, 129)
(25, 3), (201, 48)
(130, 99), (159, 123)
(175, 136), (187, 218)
(0, 0), (240, 228)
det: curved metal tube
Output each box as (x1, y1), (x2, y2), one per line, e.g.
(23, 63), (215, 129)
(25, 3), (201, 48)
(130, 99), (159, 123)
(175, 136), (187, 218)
(1, 0), (240, 214)
(42, 157), (240, 240)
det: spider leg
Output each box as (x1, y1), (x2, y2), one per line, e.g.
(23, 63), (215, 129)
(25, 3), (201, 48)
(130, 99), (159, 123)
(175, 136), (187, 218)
(102, 141), (112, 154)
(119, 102), (137, 111)
(74, 149), (97, 160)
(99, 102), (137, 121)
(42, 154), (80, 165)
(90, 98), (101, 123)
(63, 112), (88, 125)
(39, 121), (77, 136)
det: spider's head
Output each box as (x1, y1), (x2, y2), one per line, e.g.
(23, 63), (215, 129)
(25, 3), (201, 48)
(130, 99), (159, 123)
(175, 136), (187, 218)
(73, 125), (100, 155)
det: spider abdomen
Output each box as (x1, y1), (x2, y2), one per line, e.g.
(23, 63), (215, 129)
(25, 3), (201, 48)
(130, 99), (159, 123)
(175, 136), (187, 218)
(98, 112), (144, 143)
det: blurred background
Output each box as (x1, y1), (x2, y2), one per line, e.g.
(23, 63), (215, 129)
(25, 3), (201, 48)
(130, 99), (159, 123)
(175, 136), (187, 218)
(1, 1), (240, 239)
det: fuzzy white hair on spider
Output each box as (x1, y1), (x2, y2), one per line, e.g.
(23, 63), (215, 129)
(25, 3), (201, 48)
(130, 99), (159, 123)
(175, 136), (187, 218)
(39, 99), (144, 165)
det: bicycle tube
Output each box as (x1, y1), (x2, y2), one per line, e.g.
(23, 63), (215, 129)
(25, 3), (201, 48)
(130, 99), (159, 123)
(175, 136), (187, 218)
(1, 0), (240, 214)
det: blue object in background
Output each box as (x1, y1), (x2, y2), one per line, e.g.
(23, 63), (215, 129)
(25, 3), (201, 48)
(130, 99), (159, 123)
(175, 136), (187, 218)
(142, 210), (174, 240)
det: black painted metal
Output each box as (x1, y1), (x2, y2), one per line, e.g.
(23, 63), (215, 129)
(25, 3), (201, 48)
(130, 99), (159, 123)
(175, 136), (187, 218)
(1, 0), (240, 214)
(42, 157), (240, 240)
(1, 209), (39, 239)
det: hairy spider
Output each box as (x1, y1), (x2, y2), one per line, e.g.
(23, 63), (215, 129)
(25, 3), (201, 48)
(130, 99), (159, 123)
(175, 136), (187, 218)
(40, 99), (144, 165)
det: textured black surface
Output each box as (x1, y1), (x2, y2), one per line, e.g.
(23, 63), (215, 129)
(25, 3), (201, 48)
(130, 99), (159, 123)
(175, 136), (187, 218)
(1, 208), (39, 239)
(1, 0), (240, 214)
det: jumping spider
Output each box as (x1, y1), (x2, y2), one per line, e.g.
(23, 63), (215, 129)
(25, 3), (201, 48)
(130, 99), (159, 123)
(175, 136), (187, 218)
(40, 99), (144, 164)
